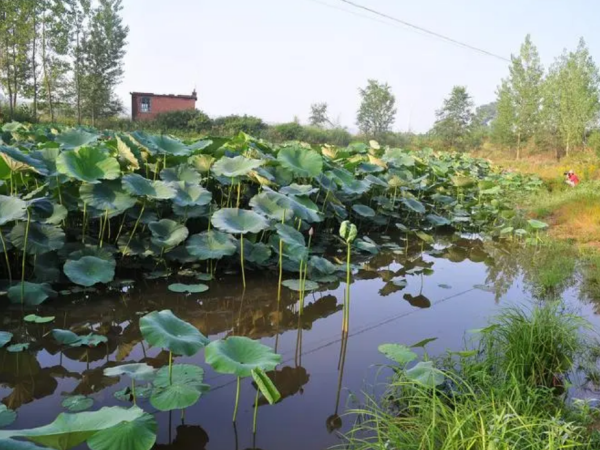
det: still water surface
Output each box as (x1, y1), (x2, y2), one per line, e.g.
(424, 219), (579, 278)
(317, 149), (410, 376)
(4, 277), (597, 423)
(1, 235), (599, 449)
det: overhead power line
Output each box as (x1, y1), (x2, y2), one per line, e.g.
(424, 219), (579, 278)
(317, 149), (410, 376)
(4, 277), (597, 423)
(314, 0), (510, 63)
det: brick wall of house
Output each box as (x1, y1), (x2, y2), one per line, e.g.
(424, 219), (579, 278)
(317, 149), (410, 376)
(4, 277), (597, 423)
(131, 92), (197, 121)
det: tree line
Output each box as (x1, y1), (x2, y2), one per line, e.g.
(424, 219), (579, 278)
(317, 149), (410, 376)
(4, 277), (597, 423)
(0, 0), (128, 125)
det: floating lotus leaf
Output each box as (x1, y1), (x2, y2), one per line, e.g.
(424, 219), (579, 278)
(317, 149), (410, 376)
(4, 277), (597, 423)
(52, 329), (81, 346)
(160, 165), (202, 184)
(55, 129), (99, 149)
(186, 230), (237, 260)
(426, 214), (451, 226)
(378, 343), (417, 365)
(188, 154), (215, 173)
(139, 134), (190, 156)
(63, 256), (116, 286)
(251, 367), (281, 405)
(79, 181), (136, 214)
(211, 155), (263, 178)
(277, 146), (322, 178)
(56, 147), (120, 183)
(249, 192), (294, 221)
(103, 363), (156, 381)
(405, 361), (445, 388)
(139, 310), (209, 356)
(148, 219), (189, 248)
(352, 204), (375, 218)
(0, 195), (27, 225)
(8, 282), (57, 306)
(171, 182), (212, 207)
(51, 329), (107, 348)
(279, 183), (319, 196)
(61, 395), (94, 412)
(400, 197), (425, 214)
(150, 364), (209, 411)
(122, 174), (176, 199)
(0, 332), (13, 348)
(282, 279), (319, 292)
(211, 208), (269, 235)
(9, 222), (65, 255)
(168, 283), (209, 293)
(0, 146), (49, 175)
(0, 404), (17, 428)
(2, 406), (149, 450)
(205, 336), (281, 378)
(24, 314), (55, 324)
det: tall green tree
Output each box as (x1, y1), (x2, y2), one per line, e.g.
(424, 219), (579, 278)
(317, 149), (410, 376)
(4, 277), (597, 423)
(432, 86), (474, 150)
(309, 102), (330, 127)
(492, 81), (516, 147)
(356, 80), (396, 138)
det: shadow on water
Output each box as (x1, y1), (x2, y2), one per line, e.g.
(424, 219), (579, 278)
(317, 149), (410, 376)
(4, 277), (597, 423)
(1, 234), (599, 449)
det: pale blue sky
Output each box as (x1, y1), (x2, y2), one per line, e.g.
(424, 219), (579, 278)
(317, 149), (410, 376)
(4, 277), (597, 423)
(118, 0), (599, 132)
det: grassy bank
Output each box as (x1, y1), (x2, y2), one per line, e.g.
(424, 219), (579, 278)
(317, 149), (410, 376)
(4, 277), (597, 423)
(341, 303), (600, 449)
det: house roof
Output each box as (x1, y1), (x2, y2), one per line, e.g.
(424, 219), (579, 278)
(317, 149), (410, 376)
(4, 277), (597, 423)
(130, 92), (197, 100)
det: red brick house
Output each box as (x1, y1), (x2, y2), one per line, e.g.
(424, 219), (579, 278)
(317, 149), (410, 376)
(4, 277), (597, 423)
(130, 90), (197, 121)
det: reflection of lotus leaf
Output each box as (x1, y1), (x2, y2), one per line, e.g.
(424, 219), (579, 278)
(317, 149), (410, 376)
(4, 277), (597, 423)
(212, 155), (263, 178)
(56, 146), (120, 183)
(0, 195), (26, 225)
(0, 332), (13, 348)
(0, 439), (45, 449)
(211, 208), (269, 235)
(277, 146), (322, 178)
(403, 293), (431, 308)
(8, 282), (57, 306)
(122, 174), (176, 199)
(282, 279), (319, 292)
(186, 230), (236, 260)
(139, 310), (209, 356)
(205, 336), (281, 378)
(64, 256), (116, 286)
(150, 364), (208, 411)
(148, 219), (189, 249)
(0, 404), (17, 428)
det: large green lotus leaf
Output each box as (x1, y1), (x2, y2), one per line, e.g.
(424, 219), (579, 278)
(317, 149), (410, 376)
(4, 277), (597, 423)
(8, 282), (57, 306)
(277, 146), (322, 178)
(211, 208), (269, 235)
(401, 197), (426, 214)
(4, 406), (147, 450)
(0, 404), (17, 428)
(43, 204), (68, 225)
(148, 219), (189, 248)
(211, 155), (263, 178)
(61, 396), (94, 413)
(328, 168), (370, 195)
(262, 188), (322, 223)
(63, 256), (116, 286)
(378, 344), (417, 365)
(251, 367), (281, 405)
(0, 332), (13, 348)
(275, 223), (306, 252)
(240, 240), (271, 265)
(0, 146), (49, 175)
(2, 121), (24, 132)
(205, 336), (281, 378)
(352, 204), (375, 218)
(249, 192), (294, 221)
(426, 214), (451, 227)
(122, 174), (176, 200)
(382, 149), (415, 167)
(188, 154), (215, 173)
(51, 329), (81, 346)
(405, 361), (445, 388)
(279, 183), (319, 196)
(308, 256), (338, 276)
(160, 165), (202, 184)
(171, 182), (212, 207)
(56, 147), (120, 183)
(87, 412), (156, 450)
(55, 129), (99, 149)
(103, 363), (156, 381)
(9, 222), (65, 255)
(79, 181), (136, 213)
(150, 364), (208, 411)
(139, 134), (190, 156)
(186, 230), (237, 260)
(0, 195), (27, 225)
(168, 283), (209, 293)
(139, 310), (209, 356)
(0, 439), (46, 450)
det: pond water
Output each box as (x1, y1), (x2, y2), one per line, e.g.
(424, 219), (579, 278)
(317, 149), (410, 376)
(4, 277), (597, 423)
(1, 234), (599, 450)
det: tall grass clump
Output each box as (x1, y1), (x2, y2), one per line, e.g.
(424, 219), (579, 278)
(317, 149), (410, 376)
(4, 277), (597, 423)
(341, 303), (600, 450)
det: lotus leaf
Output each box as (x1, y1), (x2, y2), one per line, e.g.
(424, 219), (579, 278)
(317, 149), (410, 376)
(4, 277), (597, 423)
(249, 191), (294, 221)
(139, 134), (190, 156)
(205, 336), (281, 378)
(122, 174), (176, 199)
(279, 183), (319, 196)
(79, 181), (136, 214)
(103, 363), (156, 381)
(52, 329), (81, 346)
(451, 176), (475, 188)
(0, 332), (13, 348)
(405, 361), (445, 388)
(63, 256), (116, 286)
(261, 188), (322, 223)
(160, 165), (202, 184)
(148, 219), (189, 248)
(0, 439), (47, 450)
(275, 223), (305, 248)
(56, 147), (119, 183)
(240, 240), (271, 264)
(339, 220), (357, 243)
(171, 182), (212, 207)
(282, 279), (319, 292)
(352, 204), (375, 218)
(0, 195), (27, 225)
(378, 343), (417, 365)
(168, 283), (209, 293)
(0, 146), (49, 175)
(150, 364), (208, 411)
(139, 310), (209, 356)
(186, 230), (237, 260)
(8, 282), (57, 305)
(9, 222), (65, 255)
(0, 404), (16, 428)
(211, 155), (263, 178)
(527, 219), (548, 229)
(276, 146), (322, 178)
(188, 154), (215, 173)
(55, 129), (99, 149)
(401, 197), (426, 214)
(328, 168), (370, 195)
(7, 343), (29, 352)
(211, 208), (269, 235)
(251, 368), (281, 405)
(115, 136), (140, 170)
(61, 396), (94, 412)
(415, 231), (434, 244)
(382, 148), (415, 167)
(24, 314), (55, 324)
(86, 411), (156, 450)
(426, 214), (451, 226)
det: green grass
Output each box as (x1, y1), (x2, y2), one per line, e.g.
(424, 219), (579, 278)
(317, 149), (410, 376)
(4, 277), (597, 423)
(521, 241), (578, 299)
(340, 303), (600, 450)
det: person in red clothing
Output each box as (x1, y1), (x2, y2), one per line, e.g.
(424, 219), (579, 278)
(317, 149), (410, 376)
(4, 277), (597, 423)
(565, 170), (580, 187)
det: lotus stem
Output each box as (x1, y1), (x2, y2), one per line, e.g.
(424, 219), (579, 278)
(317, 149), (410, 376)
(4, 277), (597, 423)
(82, 202), (87, 244)
(123, 200), (145, 255)
(277, 213), (285, 303)
(252, 386), (259, 434)
(131, 378), (136, 405)
(236, 181), (241, 208)
(114, 213), (127, 245)
(233, 377), (241, 422)
(343, 242), (351, 333)
(99, 209), (109, 248)
(0, 228), (12, 283)
(21, 209), (31, 304)
(240, 233), (246, 289)
(56, 177), (63, 205)
(168, 350), (173, 385)
(299, 231), (313, 314)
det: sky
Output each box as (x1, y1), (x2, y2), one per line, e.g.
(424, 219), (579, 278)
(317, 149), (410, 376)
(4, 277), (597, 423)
(117, 0), (600, 132)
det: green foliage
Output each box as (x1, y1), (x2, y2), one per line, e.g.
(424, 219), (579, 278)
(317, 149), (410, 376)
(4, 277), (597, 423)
(356, 80), (397, 138)
(152, 109), (211, 133)
(308, 102), (330, 127)
(433, 86), (474, 151)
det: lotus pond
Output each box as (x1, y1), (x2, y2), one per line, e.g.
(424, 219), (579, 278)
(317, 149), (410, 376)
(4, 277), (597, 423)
(2, 123), (596, 449)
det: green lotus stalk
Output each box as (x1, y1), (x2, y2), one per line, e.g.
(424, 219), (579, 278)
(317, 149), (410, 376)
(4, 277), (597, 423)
(131, 379), (137, 406)
(20, 209), (31, 304)
(339, 221), (357, 333)
(253, 386), (259, 433)
(233, 377), (241, 422)
(82, 202), (87, 244)
(123, 200), (146, 255)
(240, 233), (246, 289)
(56, 177), (63, 205)
(236, 181), (242, 208)
(168, 350), (173, 385)
(0, 228), (12, 283)
(277, 215), (285, 303)
(99, 209), (109, 248)
(299, 227), (314, 315)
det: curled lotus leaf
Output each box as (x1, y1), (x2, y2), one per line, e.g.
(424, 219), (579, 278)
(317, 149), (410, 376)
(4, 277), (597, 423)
(148, 219), (189, 248)
(188, 154), (215, 173)
(9, 222), (65, 255)
(56, 147), (120, 183)
(139, 310), (209, 356)
(211, 155), (263, 178)
(79, 181), (137, 213)
(186, 230), (237, 260)
(55, 129), (99, 149)
(0, 195), (27, 226)
(211, 208), (269, 235)
(122, 174), (176, 199)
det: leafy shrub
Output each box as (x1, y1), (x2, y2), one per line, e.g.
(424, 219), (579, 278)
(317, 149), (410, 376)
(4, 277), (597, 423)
(270, 122), (304, 141)
(152, 109), (212, 133)
(211, 115), (267, 137)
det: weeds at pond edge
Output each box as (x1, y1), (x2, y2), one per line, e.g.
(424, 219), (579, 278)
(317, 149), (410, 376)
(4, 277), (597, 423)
(339, 302), (600, 449)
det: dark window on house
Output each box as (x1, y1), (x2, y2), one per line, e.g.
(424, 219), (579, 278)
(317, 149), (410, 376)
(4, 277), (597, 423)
(141, 97), (151, 113)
